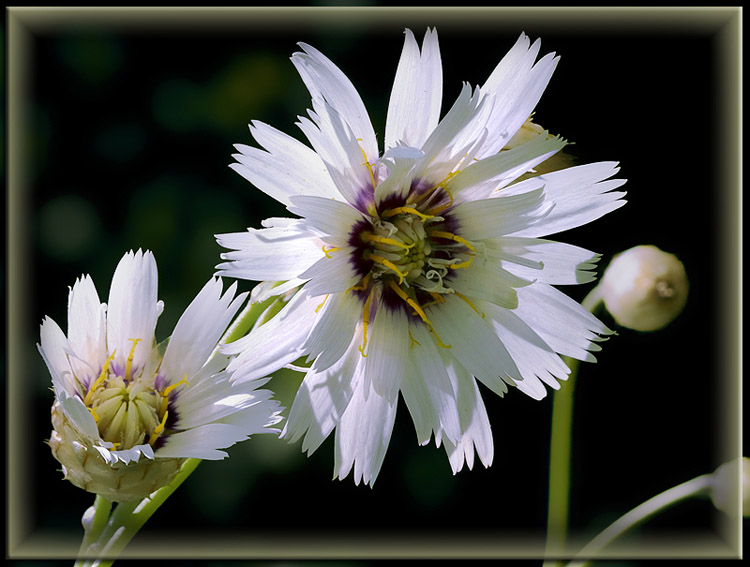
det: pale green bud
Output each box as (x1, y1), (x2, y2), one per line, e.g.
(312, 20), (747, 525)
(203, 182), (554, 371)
(710, 457), (750, 517)
(599, 245), (689, 332)
(49, 401), (185, 502)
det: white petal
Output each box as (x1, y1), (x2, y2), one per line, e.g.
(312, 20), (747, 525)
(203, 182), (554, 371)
(373, 146), (422, 206)
(475, 33), (559, 158)
(513, 283), (612, 362)
(281, 338), (361, 454)
(489, 237), (601, 285)
(447, 133), (566, 204)
(447, 257), (531, 309)
(415, 83), (485, 181)
(427, 294), (520, 396)
(400, 322), (461, 446)
(450, 186), (551, 241)
(302, 290), (362, 371)
(502, 161), (627, 238)
(66, 274), (106, 381)
(385, 28), (442, 150)
(441, 357), (493, 473)
(175, 368), (281, 430)
(288, 194), (363, 240)
(297, 247), (361, 297)
(106, 250), (161, 374)
(334, 377), (398, 486)
(362, 307), (409, 403)
(58, 389), (101, 442)
(292, 42), (378, 160)
(39, 316), (76, 396)
(230, 120), (341, 207)
(216, 220), (324, 281)
(480, 300), (572, 398)
(223, 291), (320, 381)
(156, 424), (244, 460)
(161, 278), (246, 384)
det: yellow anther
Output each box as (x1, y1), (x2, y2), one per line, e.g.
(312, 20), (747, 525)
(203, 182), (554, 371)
(362, 232), (413, 251)
(369, 254), (408, 284)
(449, 254), (475, 270)
(455, 291), (485, 319)
(322, 245), (340, 258)
(315, 294), (330, 313)
(358, 289), (375, 357)
(124, 338), (142, 382)
(430, 230), (476, 252)
(381, 206), (434, 222)
(84, 350), (117, 406)
(89, 407), (100, 423)
(160, 376), (189, 416)
(346, 273), (371, 294)
(148, 410), (169, 446)
(387, 281), (450, 348)
(357, 138), (378, 191)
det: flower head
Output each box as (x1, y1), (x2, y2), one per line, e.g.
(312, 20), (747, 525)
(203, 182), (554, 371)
(217, 29), (627, 485)
(41, 250), (283, 501)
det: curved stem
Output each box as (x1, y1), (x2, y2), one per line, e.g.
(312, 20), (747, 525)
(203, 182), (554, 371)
(566, 474), (713, 567)
(543, 286), (603, 565)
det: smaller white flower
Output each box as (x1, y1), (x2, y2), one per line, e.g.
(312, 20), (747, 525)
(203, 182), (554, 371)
(40, 249), (283, 501)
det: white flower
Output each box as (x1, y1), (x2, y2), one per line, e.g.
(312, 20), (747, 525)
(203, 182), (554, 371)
(216, 29), (627, 485)
(40, 249), (283, 501)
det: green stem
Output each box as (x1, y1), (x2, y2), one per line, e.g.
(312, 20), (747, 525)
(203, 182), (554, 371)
(565, 474), (713, 567)
(74, 458), (201, 567)
(544, 286), (603, 565)
(73, 288), (282, 566)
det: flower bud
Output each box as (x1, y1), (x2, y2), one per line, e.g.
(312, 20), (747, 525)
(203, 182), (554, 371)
(599, 245), (688, 332)
(49, 402), (185, 502)
(709, 457), (750, 517)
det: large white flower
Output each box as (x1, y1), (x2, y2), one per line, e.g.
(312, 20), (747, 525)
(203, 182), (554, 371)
(216, 29), (627, 485)
(40, 249), (283, 501)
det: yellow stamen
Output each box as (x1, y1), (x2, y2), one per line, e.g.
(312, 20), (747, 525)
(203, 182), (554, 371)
(449, 254), (475, 270)
(322, 245), (340, 258)
(124, 338), (142, 382)
(84, 350), (117, 406)
(362, 232), (413, 251)
(409, 171), (458, 208)
(315, 294), (330, 313)
(89, 407), (99, 422)
(357, 138), (377, 191)
(358, 289), (375, 357)
(387, 281), (450, 349)
(455, 291), (485, 319)
(148, 410), (169, 446)
(369, 254), (408, 284)
(420, 291), (447, 309)
(160, 376), (189, 416)
(430, 230), (476, 252)
(347, 273), (372, 294)
(381, 206), (434, 222)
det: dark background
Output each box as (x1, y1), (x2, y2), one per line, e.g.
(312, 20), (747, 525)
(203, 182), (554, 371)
(8, 6), (742, 565)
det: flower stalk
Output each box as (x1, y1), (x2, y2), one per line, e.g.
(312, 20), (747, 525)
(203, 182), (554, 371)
(565, 474), (713, 567)
(544, 285), (603, 565)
